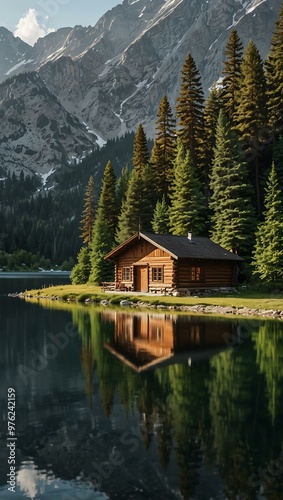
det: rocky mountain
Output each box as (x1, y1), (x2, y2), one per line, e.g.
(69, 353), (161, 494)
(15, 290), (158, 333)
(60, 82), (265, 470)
(0, 0), (282, 177)
(0, 73), (97, 178)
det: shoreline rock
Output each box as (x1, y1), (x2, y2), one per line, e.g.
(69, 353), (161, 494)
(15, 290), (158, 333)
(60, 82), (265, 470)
(16, 292), (283, 320)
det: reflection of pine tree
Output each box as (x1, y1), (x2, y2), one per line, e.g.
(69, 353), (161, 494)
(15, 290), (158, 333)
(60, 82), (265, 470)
(140, 412), (154, 450)
(73, 310), (96, 408)
(89, 310), (118, 417)
(175, 441), (202, 500)
(254, 321), (283, 425)
(154, 405), (173, 471)
(208, 343), (268, 498)
(263, 472), (283, 500)
(137, 377), (156, 450)
(167, 363), (210, 498)
(81, 340), (96, 409)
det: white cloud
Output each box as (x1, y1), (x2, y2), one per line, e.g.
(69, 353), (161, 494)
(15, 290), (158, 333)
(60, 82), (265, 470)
(14, 8), (54, 46)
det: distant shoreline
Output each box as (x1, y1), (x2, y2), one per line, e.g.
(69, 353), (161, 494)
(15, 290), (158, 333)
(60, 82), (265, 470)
(0, 271), (70, 278)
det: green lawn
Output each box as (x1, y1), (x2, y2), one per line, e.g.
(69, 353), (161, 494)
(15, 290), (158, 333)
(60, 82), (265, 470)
(21, 284), (283, 311)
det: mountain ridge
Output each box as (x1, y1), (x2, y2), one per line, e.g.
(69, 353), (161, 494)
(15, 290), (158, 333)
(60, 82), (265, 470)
(0, 0), (281, 177)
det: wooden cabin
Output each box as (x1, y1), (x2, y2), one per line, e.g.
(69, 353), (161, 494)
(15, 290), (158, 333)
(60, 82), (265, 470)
(104, 232), (244, 294)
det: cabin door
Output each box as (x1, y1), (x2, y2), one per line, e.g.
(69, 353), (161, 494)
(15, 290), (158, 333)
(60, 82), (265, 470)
(134, 265), (148, 292)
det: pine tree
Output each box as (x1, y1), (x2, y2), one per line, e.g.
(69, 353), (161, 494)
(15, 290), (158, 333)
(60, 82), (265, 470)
(132, 123), (149, 175)
(199, 82), (222, 192)
(152, 195), (170, 234)
(235, 39), (268, 215)
(116, 165), (130, 211)
(116, 170), (144, 243)
(89, 161), (118, 283)
(252, 162), (283, 284)
(79, 175), (96, 245)
(70, 246), (91, 284)
(209, 110), (256, 255)
(150, 140), (165, 199)
(221, 29), (243, 123)
(272, 135), (283, 188)
(169, 139), (207, 236)
(176, 53), (204, 166)
(141, 162), (157, 230)
(97, 160), (118, 234)
(265, 3), (283, 138)
(152, 95), (176, 197)
(89, 215), (115, 284)
(115, 163), (156, 243)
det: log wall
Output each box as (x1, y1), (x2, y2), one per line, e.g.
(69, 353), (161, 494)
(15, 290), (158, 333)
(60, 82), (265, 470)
(176, 259), (238, 288)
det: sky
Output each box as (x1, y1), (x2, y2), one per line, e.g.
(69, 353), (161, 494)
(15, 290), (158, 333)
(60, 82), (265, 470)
(0, 0), (123, 46)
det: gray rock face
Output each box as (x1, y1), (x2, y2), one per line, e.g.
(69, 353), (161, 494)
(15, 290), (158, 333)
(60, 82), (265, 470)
(0, 27), (33, 79)
(0, 0), (281, 175)
(0, 73), (96, 177)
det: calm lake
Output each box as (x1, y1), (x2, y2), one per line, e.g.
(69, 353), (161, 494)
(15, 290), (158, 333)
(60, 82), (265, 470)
(0, 275), (283, 499)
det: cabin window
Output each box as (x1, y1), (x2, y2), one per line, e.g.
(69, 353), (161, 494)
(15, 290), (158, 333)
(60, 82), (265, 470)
(189, 266), (205, 282)
(152, 267), (164, 282)
(122, 267), (131, 281)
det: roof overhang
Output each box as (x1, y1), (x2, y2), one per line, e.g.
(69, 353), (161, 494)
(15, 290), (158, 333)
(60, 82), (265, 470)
(104, 232), (178, 260)
(104, 232), (244, 262)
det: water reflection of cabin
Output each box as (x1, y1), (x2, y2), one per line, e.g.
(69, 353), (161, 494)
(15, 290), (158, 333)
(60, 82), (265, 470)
(103, 311), (237, 372)
(104, 232), (243, 294)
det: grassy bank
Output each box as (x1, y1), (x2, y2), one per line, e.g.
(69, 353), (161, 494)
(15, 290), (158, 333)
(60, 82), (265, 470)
(20, 283), (283, 311)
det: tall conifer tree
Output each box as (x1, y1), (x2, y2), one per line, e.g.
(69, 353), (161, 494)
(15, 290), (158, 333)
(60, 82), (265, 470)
(169, 139), (207, 236)
(70, 246), (91, 284)
(176, 53), (204, 167)
(116, 165), (130, 211)
(96, 160), (118, 234)
(221, 29), (243, 123)
(265, 3), (283, 138)
(132, 123), (149, 175)
(235, 40), (268, 215)
(89, 161), (118, 284)
(116, 163), (156, 243)
(150, 140), (165, 199)
(89, 215), (115, 284)
(209, 110), (255, 255)
(151, 95), (176, 197)
(253, 162), (283, 284)
(141, 162), (157, 230)
(273, 135), (283, 188)
(80, 175), (96, 245)
(199, 82), (222, 192)
(116, 170), (144, 244)
(152, 195), (170, 234)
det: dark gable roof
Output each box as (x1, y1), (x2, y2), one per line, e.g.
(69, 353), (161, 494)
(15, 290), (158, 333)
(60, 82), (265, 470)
(105, 232), (244, 262)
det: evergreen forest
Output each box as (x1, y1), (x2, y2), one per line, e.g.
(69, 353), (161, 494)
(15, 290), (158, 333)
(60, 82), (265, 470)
(1, 4), (283, 287)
